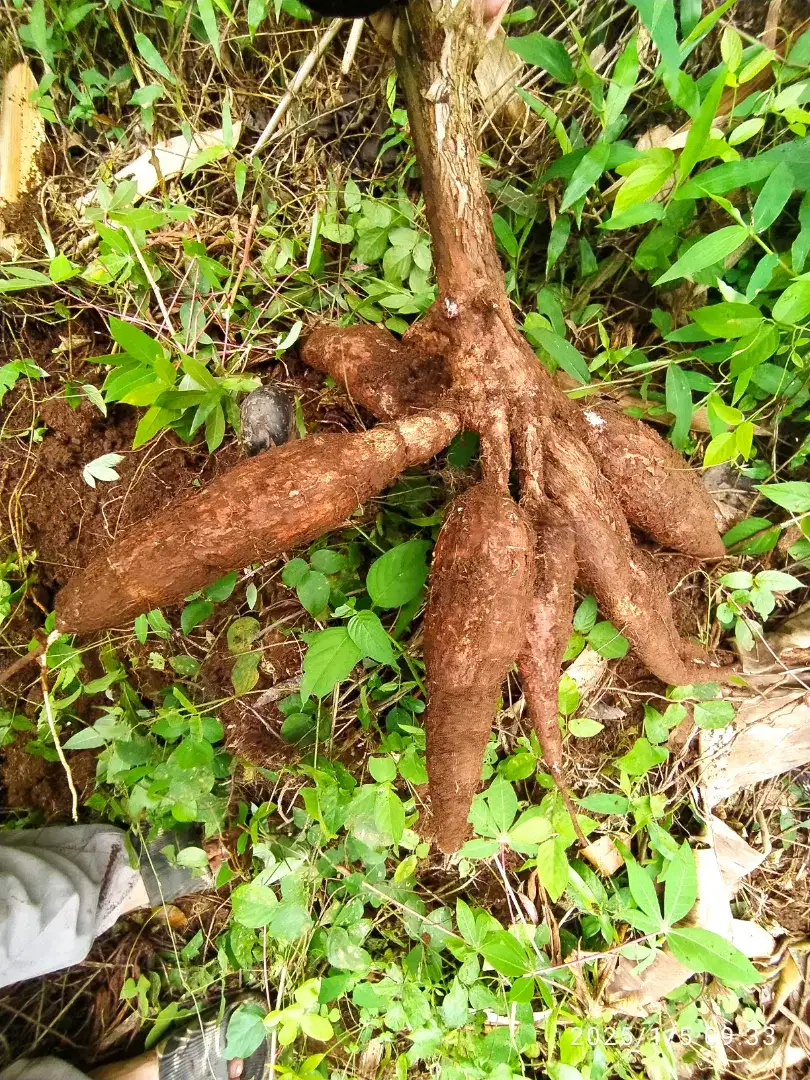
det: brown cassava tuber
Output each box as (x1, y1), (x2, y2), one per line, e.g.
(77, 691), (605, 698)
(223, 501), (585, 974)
(54, 0), (730, 853)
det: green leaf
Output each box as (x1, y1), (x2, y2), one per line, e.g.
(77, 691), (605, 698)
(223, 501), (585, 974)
(506, 32), (575, 85)
(231, 652), (260, 696)
(375, 785), (405, 843)
(588, 621), (629, 659)
(227, 616), (261, 653)
(577, 793), (629, 814)
(757, 481), (810, 513)
(558, 673), (580, 716)
(693, 699), (735, 729)
(663, 842), (698, 924)
(666, 927), (763, 984)
(109, 316), (164, 367)
(530, 327), (591, 384)
(704, 431), (738, 468)
(536, 836), (569, 902)
(492, 214), (518, 258)
(560, 141), (611, 213)
(326, 927), (371, 973)
(232, 881), (278, 928)
(615, 737), (668, 776)
(626, 856), (662, 924)
(134, 33), (176, 83)
(572, 595), (597, 633)
(509, 809), (553, 847)
(614, 148), (674, 215)
(310, 548), (346, 574)
(692, 302), (763, 339)
(347, 610), (395, 665)
(546, 214), (571, 273)
(441, 978), (469, 1029)
(656, 226), (749, 285)
(605, 33), (640, 129)
(568, 715), (604, 738)
(224, 1003), (267, 1058)
(366, 540), (431, 609)
(480, 931), (532, 977)
(181, 599), (213, 634)
(456, 898), (478, 946)
(299, 1013), (333, 1042)
(282, 558), (309, 587)
(755, 570), (804, 592)
(63, 727), (106, 750)
(628, 0), (680, 74)
(300, 627), (362, 700)
(753, 162), (794, 233)
(487, 777), (518, 834)
(196, 0), (220, 59)
(368, 755), (397, 783)
(665, 364), (692, 450)
(678, 69), (727, 182)
(297, 570), (330, 616)
(772, 280), (810, 325)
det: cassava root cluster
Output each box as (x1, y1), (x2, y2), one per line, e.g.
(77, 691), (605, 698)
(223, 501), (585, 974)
(53, 0), (730, 852)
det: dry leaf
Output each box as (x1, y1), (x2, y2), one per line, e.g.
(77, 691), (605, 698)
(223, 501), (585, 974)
(475, 31), (525, 123)
(78, 124), (242, 208)
(710, 816), (767, 895)
(581, 834), (624, 876)
(700, 691), (810, 808)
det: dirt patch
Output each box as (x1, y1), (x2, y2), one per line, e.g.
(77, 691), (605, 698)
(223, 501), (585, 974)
(1, 738), (96, 820)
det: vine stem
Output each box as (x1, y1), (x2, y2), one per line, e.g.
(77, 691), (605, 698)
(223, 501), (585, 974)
(39, 629), (79, 821)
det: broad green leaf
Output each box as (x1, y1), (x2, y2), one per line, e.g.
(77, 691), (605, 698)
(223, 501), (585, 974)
(282, 558), (309, 587)
(63, 727), (107, 750)
(492, 214), (518, 258)
(568, 715), (604, 737)
(757, 481), (810, 513)
(375, 785), (405, 843)
(181, 598), (213, 634)
(546, 214), (571, 273)
(792, 191), (810, 274)
(366, 540), (431, 609)
(456, 898), (478, 946)
(729, 324), (778, 376)
(297, 570), (330, 616)
(480, 931), (532, 977)
(348, 610), (395, 665)
(326, 927), (371, 973)
(227, 616), (260, 653)
(300, 627), (363, 700)
(231, 651), (260, 696)
(530, 327), (590, 384)
(517, 89), (572, 153)
(109, 316), (163, 367)
(703, 431), (737, 467)
(441, 978), (469, 1029)
(772, 279), (810, 324)
(572, 595), (597, 633)
(577, 793), (629, 814)
(729, 116), (766, 146)
(487, 777), (518, 834)
(626, 857), (662, 925)
(615, 737), (668, 776)
(666, 927), (763, 984)
(507, 33), (575, 85)
(224, 1004), (267, 1058)
(693, 699), (735, 729)
(755, 570), (804, 592)
(232, 881), (278, 927)
(560, 141), (611, 213)
(509, 809), (553, 847)
(753, 162), (794, 233)
(665, 364), (692, 450)
(588, 621), (629, 659)
(663, 842), (698, 924)
(299, 1013), (333, 1042)
(536, 836), (569, 901)
(691, 302), (763, 339)
(656, 226), (749, 285)
(310, 548), (346, 574)
(368, 756), (396, 783)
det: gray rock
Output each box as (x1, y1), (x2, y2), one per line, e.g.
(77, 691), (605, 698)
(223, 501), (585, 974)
(240, 386), (295, 456)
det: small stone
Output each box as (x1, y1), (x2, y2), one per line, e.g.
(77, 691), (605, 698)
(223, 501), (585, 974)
(240, 386), (295, 456)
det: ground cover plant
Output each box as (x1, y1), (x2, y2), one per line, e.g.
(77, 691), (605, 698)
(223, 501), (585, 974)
(2, 0), (810, 1076)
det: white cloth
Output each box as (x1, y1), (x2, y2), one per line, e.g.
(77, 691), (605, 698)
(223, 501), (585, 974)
(0, 825), (139, 989)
